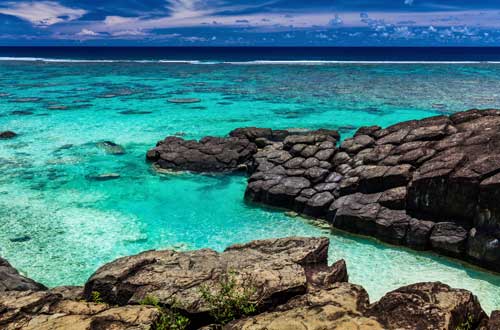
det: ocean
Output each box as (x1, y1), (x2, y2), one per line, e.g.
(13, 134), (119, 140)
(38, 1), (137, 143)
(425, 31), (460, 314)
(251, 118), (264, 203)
(1, 47), (500, 312)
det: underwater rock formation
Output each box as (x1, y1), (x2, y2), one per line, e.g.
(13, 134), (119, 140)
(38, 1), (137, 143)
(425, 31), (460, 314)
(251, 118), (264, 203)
(147, 109), (500, 273)
(0, 131), (17, 139)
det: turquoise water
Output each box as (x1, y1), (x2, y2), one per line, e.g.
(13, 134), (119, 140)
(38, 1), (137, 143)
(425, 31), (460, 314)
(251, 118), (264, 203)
(1, 61), (500, 312)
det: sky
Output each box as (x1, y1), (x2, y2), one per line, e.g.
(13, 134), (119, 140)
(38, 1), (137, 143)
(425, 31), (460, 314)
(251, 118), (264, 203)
(1, 0), (500, 46)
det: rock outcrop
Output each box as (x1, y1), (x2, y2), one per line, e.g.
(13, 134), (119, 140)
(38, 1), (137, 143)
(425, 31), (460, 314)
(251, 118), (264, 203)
(0, 237), (492, 330)
(367, 282), (487, 330)
(0, 290), (159, 330)
(146, 109), (500, 273)
(83, 237), (346, 325)
(0, 257), (46, 292)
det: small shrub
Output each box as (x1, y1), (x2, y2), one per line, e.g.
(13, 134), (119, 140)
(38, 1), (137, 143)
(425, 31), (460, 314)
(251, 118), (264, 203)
(90, 291), (104, 304)
(139, 295), (190, 330)
(200, 271), (257, 325)
(455, 314), (474, 330)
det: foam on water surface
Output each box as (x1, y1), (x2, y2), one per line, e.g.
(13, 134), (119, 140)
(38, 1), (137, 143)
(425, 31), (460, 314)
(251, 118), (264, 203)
(1, 61), (500, 313)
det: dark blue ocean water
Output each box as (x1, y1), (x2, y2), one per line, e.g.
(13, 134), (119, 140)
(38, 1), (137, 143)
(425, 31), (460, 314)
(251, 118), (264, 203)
(2, 46), (500, 62)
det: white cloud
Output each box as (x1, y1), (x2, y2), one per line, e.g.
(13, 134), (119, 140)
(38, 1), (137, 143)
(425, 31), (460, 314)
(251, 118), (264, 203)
(111, 29), (148, 37)
(0, 1), (86, 27)
(77, 29), (99, 36)
(404, 0), (414, 5)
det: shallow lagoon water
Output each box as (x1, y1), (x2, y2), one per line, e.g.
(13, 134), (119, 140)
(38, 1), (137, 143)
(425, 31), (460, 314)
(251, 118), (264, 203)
(1, 61), (500, 313)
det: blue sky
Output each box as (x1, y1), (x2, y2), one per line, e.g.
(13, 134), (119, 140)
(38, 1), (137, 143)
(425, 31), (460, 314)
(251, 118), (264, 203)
(1, 0), (500, 45)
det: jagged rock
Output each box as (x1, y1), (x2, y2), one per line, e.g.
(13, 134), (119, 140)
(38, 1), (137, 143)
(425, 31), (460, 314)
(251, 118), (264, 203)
(0, 238), (493, 330)
(0, 257), (46, 292)
(406, 219), (434, 250)
(147, 136), (257, 172)
(0, 290), (159, 330)
(0, 131), (17, 139)
(368, 282), (487, 330)
(466, 229), (500, 272)
(84, 237), (343, 321)
(430, 222), (468, 257)
(302, 192), (335, 218)
(225, 282), (383, 330)
(146, 109), (500, 272)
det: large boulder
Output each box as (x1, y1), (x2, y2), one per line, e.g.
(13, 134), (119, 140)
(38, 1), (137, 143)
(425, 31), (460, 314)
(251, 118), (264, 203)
(0, 257), (46, 292)
(226, 281), (488, 330)
(147, 136), (257, 172)
(225, 283), (383, 330)
(368, 282), (487, 330)
(83, 237), (345, 320)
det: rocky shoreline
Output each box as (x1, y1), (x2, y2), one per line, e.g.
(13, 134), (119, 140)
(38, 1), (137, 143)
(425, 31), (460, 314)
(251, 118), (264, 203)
(147, 109), (500, 274)
(1, 236), (499, 329)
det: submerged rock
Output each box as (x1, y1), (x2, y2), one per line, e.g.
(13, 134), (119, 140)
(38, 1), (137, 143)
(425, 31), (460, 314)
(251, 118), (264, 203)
(86, 173), (121, 181)
(168, 98), (201, 104)
(0, 131), (17, 139)
(96, 141), (126, 155)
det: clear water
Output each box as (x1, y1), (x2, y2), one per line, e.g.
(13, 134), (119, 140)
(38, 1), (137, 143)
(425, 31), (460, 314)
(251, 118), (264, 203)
(1, 61), (500, 312)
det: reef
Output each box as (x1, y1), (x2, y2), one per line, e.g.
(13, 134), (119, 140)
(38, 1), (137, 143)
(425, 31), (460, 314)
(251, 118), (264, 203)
(147, 109), (500, 274)
(1, 237), (498, 329)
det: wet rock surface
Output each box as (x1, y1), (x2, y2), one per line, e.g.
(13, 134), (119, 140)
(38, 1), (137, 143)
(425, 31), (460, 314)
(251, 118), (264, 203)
(0, 237), (492, 329)
(147, 109), (500, 272)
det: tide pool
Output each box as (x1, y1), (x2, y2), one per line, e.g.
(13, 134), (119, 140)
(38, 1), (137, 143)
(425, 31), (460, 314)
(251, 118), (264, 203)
(1, 61), (500, 313)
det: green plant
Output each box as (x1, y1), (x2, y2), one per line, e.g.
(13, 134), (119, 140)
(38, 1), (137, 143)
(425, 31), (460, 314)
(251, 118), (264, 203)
(200, 271), (257, 325)
(139, 295), (190, 330)
(90, 291), (104, 304)
(455, 314), (475, 330)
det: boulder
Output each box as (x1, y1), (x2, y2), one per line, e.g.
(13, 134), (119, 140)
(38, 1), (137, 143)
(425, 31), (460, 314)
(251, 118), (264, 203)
(84, 237), (343, 321)
(0, 257), (46, 292)
(225, 283), (383, 330)
(430, 222), (468, 257)
(484, 311), (500, 330)
(147, 136), (257, 172)
(368, 282), (487, 330)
